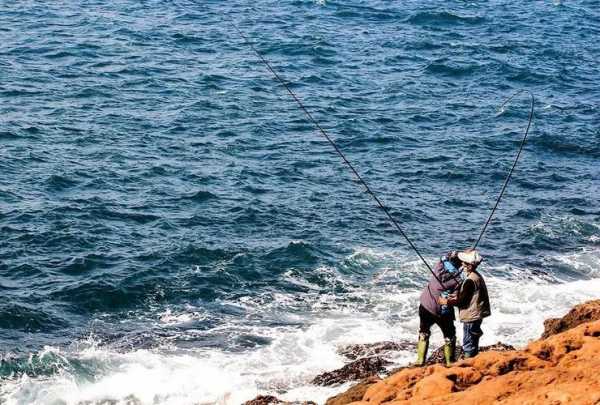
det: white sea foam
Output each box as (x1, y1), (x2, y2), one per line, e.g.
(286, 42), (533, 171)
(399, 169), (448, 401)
(530, 214), (599, 241)
(551, 247), (600, 278)
(159, 306), (208, 326)
(2, 248), (599, 405)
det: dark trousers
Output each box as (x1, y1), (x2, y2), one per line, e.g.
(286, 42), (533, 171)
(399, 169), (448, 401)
(463, 320), (483, 356)
(419, 305), (456, 339)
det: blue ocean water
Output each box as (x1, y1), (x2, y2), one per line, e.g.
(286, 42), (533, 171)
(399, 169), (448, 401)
(0, 1), (599, 403)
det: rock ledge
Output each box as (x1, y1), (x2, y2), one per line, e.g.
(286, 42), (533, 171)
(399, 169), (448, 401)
(328, 299), (600, 405)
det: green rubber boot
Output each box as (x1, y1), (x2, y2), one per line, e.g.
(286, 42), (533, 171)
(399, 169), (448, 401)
(444, 337), (456, 366)
(415, 333), (429, 366)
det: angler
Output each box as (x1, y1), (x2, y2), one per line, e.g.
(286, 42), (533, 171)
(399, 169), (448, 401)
(438, 249), (491, 358)
(416, 251), (463, 367)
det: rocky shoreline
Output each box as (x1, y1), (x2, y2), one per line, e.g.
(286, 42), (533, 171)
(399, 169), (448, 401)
(245, 300), (600, 405)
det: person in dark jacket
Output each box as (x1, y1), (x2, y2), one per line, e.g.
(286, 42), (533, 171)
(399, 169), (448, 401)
(415, 251), (463, 366)
(438, 249), (491, 358)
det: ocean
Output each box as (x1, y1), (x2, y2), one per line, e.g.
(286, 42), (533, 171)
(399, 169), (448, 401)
(0, 1), (599, 404)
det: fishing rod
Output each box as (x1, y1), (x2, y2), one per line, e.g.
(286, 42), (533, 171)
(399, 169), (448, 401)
(473, 90), (535, 249)
(232, 24), (442, 282)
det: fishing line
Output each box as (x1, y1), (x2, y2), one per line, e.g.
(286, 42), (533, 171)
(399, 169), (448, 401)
(473, 90), (535, 249)
(232, 24), (440, 281)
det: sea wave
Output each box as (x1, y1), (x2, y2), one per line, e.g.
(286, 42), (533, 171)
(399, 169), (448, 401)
(2, 248), (599, 404)
(1, 0), (598, 403)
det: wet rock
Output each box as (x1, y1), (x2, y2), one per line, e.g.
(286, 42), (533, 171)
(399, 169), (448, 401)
(481, 342), (517, 352)
(312, 356), (391, 386)
(542, 299), (600, 338)
(425, 342), (515, 365)
(324, 376), (380, 405)
(243, 395), (316, 405)
(77, 396), (141, 405)
(243, 395), (284, 405)
(425, 344), (465, 366)
(337, 341), (415, 360)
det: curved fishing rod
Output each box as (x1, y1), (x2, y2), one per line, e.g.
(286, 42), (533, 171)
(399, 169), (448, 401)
(473, 90), (535, 249)
(232, 24), (441, 281)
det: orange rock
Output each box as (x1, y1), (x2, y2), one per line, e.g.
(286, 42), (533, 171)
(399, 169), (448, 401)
(325, 377), (380, 405)
(363, 380), (397, 404)
(411, 374), (454, 400)
(385, 368), (425, 388)
(326, 300), (600, 405)
(542, 299), (600, 338)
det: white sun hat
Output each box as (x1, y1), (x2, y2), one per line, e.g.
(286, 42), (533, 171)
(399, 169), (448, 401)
(458, 249), (483, 265)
